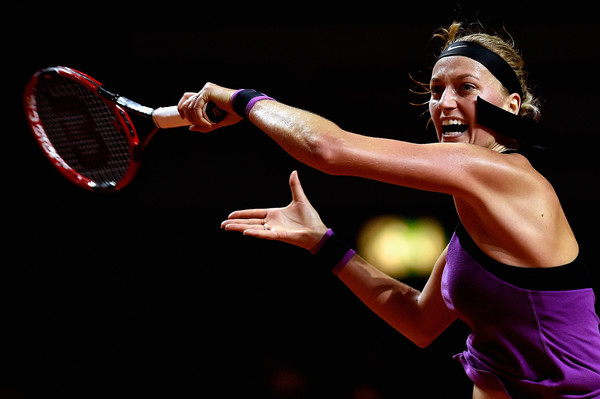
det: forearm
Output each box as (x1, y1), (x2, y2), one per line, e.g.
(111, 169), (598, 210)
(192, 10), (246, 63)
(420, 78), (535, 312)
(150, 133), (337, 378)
(248, 100), (348, 173)
(246, 99), (465, 194)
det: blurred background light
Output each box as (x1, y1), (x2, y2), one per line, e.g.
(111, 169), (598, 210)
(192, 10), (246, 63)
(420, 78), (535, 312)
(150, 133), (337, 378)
(357, 215), (447, 278)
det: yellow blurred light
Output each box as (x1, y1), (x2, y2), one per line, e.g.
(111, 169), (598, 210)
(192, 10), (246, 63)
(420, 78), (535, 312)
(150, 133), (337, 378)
(356, 215), (447, 278)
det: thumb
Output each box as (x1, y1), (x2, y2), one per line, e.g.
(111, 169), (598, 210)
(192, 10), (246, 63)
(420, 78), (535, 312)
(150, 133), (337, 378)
(289, 170), (309, 203)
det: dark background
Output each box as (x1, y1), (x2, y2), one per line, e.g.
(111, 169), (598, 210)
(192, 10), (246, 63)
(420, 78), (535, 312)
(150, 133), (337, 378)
(5, 2), (599, 398)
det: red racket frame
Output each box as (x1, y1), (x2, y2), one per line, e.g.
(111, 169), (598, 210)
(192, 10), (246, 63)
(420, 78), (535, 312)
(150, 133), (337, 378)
(24, 66), (142, 191)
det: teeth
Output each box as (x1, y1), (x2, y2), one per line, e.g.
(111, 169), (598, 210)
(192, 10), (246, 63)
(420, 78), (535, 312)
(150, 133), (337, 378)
(441, 119), (468, 134)
(443, 130), (465, 136)
(442, 119), (465, 126)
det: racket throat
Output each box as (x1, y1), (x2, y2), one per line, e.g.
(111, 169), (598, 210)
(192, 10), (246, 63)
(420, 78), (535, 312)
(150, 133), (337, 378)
(96, 86), (154, 117)
(117, 96), (154, 117)
(95, 86), (157, 161)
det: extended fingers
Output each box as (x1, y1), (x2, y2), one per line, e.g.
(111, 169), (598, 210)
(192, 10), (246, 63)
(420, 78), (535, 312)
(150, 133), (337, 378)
(221, 219), (280, 242)
(221, 218), (265, 229)
(221, 208), (269, 232)
(227, 209), (269, 219)
(221, 208), (281, 238)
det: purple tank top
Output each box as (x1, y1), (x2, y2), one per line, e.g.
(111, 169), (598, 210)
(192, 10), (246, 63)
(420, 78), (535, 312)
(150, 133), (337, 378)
(442, 222), (600, 398)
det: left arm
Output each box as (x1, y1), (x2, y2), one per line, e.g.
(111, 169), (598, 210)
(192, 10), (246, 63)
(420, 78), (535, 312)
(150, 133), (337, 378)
(221, 170), (456, 348)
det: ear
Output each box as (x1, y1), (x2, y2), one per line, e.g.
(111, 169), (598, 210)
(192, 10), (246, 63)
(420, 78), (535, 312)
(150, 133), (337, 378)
(508, 93), (521, 115)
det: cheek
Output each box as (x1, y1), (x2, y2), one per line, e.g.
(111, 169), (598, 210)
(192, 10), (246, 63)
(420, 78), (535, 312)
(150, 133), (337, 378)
(428, 102), (442, 140)
(429, 100), (440, 124)
(428, 99), (437, 115)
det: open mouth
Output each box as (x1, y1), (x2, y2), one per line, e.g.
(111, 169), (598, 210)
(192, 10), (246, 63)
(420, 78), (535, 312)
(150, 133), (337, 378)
(441, 120), (469, 135)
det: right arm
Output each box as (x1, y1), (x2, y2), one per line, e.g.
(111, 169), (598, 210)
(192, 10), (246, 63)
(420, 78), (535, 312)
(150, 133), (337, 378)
(179, 83), (492, 199)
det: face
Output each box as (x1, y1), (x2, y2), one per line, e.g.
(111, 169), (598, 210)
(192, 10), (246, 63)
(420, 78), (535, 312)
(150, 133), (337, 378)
(429, 56), (520, 147)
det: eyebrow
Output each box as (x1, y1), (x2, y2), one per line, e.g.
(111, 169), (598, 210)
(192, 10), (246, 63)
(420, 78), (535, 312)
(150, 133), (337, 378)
(430, 73), (481, 83)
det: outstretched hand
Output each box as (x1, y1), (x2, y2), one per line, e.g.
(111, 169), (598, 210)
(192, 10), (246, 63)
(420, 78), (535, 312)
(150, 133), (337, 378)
(221, 171), (329, 251)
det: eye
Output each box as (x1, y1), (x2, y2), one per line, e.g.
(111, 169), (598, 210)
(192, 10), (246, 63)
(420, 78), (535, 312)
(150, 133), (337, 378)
(459, 82), (477, 92)
(430, 84), (444, 99)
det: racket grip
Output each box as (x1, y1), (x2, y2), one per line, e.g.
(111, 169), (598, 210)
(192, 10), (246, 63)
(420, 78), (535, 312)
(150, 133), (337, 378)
(152, 101), (227, 128)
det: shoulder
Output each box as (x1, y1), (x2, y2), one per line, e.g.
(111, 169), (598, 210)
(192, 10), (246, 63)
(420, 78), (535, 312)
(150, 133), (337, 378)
(447, 145), (548, 199)
(417, 144), (547, 202)
(454, 150), (578, 267)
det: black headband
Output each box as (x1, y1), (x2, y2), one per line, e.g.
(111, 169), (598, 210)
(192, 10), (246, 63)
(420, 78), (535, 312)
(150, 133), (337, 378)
(438, 41), (523, 98)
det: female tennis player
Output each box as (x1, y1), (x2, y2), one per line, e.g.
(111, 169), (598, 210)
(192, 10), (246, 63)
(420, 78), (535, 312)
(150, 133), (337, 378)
(179, 22), (600, 398)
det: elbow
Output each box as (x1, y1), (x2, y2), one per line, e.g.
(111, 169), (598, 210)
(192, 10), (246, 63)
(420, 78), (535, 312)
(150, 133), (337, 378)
(402, 324), (443, 348)
(409, 320), (449, 348)
(306, 131), (348, 175)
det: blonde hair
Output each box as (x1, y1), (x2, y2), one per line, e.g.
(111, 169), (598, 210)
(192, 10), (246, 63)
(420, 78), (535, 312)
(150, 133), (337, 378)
(413, 22), (541, 122)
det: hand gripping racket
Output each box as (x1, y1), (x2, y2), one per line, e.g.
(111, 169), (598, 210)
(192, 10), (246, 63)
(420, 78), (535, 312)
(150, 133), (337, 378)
(23, 66), (226, 192)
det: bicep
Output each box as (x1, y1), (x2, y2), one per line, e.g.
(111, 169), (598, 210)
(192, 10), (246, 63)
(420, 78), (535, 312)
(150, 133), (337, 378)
(382, 245), (456, 346)
(415, 246), (456, 344)
(337, 246), (456, 347)
(325, 135), (480, 197)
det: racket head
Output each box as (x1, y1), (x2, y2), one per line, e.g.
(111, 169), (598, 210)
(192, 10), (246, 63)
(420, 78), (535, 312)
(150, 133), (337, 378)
(23, 66), (141, 192)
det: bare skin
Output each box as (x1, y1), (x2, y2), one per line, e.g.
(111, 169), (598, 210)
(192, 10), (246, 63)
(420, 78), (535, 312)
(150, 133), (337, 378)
(180, 55), (579, 398)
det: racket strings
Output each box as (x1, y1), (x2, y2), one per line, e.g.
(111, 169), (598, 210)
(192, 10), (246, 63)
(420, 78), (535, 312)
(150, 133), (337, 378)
(34, 74), (133, 188)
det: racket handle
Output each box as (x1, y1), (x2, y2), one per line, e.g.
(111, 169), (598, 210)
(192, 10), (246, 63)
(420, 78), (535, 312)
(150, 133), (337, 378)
(152, 101), (227, 129)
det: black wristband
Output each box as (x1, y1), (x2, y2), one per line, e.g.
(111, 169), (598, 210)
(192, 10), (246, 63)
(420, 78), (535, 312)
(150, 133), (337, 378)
(312, 229), (356, 274)
(231, 89), (274, 118)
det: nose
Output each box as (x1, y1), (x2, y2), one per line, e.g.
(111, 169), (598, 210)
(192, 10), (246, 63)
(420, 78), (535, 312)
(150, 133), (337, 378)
(438, 88), (458, 111)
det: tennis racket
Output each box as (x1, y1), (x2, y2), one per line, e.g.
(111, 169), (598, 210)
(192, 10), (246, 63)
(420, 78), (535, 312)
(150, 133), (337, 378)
(23, 66), (226, 192)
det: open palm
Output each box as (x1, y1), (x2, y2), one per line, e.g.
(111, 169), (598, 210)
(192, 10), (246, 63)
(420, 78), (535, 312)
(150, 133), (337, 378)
(221, 171), (328, 250)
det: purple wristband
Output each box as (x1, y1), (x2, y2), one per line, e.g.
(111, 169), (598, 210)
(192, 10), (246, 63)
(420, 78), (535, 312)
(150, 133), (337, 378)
(310, 228), (334, 255)
(311, 228), (355, 275)
(245, 95), (275, 117)
(231, 89), (275, 118)
(332, 249), (356, 275)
